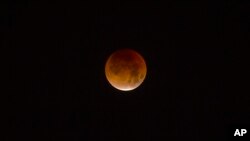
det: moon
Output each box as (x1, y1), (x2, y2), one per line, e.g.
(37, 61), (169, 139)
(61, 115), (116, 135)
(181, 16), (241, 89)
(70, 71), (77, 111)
(105, 49), (147, 91)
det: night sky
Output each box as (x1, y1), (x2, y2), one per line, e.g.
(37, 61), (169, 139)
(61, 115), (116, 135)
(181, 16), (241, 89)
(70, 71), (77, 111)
(4, 0), (250, 141)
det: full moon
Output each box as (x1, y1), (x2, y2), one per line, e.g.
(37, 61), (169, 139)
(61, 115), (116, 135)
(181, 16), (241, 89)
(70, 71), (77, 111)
(105, 49), (147, 91)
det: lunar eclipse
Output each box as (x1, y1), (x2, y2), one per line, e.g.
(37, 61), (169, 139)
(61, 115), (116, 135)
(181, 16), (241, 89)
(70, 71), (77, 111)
(105, 49), (147, 91)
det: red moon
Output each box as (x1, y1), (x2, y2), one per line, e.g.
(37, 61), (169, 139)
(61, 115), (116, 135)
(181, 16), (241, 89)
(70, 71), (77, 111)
(105, 49), (147, 91)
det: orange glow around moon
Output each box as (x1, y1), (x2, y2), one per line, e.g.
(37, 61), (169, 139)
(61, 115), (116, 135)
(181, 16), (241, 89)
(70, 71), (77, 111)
(105, 49), (147, 91)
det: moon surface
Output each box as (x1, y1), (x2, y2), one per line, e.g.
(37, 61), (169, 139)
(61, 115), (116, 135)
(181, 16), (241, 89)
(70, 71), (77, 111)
(105, 49), (147, 91)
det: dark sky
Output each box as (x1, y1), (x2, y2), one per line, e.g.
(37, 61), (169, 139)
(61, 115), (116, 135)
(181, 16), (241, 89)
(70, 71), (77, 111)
(4, 0), (250, 141)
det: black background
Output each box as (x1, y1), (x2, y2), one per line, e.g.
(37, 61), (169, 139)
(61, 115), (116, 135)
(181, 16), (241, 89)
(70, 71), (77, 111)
(3, 0), (250, 140)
